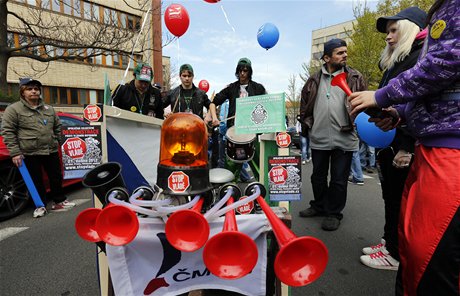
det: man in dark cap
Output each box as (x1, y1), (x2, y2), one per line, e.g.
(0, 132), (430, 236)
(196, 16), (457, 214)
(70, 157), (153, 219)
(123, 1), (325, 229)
(207, 57), (266, 182)
(112, 63), (163, 118)
(1, 78), (76, 218)
(298, 39), (367, 231)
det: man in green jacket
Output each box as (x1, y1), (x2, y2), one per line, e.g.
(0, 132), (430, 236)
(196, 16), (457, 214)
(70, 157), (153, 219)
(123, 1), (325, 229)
(1, 78), (75, 218)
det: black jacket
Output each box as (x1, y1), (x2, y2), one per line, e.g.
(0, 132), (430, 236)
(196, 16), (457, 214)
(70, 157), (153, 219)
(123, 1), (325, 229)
(378, 39), (424, 153)
(213, 80), (267, 127)
(112, 80), (163, 119)
(163, 84), (211, 119)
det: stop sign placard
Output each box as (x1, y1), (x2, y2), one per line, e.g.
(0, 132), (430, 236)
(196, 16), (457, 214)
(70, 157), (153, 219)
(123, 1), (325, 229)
(269, 165), (288, 185)
(276, 132), (291, 148)
(63, 137), (87, 159)
(83, 104), (102, 122)
(168, 171), (190, 193)
(236, 195), (254, 215)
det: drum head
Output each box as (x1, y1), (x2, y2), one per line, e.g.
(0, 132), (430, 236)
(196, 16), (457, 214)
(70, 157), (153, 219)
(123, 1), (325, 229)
(225, 127), (256, 163)
(225, 126), (256, 144)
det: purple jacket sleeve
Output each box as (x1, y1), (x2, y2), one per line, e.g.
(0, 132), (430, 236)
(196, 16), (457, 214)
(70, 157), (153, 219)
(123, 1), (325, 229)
(375, 0), (460, 108)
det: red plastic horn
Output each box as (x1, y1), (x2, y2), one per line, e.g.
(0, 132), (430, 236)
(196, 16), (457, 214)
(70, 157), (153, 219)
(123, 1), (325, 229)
(203, 197), (258, 279)
(165, 197), (210, 252)
(95, 203), (139, 246)
(246, 183), (328, 287)
(75, 208), (102, 242)
(331, 72), (351, 96)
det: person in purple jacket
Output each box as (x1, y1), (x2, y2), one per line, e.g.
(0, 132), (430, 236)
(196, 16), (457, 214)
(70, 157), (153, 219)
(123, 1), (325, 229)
(348, 0), (459, 295)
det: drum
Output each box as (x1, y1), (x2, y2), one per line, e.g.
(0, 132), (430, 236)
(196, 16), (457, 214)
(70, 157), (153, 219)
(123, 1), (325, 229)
(225, 126), (256, 163)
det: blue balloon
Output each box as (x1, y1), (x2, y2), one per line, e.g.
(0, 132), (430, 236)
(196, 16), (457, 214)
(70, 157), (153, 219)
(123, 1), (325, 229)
(257, 23), (280, 50)
(355, 113), (396, 148)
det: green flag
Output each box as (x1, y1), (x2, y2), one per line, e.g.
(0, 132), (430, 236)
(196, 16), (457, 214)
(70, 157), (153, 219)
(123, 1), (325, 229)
(235, 93), (286, 134)
(103, 73), (111, 105)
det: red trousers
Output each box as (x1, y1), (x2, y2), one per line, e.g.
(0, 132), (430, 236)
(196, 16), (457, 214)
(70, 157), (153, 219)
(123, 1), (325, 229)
(399, 145), (460, 295)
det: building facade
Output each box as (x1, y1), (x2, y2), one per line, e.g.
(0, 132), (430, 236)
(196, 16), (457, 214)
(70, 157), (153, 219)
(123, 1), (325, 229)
(310, 20), (355, 68)
(5, 0), (169, 106)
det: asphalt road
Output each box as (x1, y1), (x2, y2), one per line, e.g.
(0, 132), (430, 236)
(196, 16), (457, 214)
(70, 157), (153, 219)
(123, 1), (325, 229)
(0, 157), (396, 296)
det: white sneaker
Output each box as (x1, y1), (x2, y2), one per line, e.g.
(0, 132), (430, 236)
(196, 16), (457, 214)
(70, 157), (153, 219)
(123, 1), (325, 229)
(362, 238), (386, 255)
(51, 200), (76, 212)
(302, 160), (306, 165)
(33, 207), (47, 218)
(360, 248), (399, 271)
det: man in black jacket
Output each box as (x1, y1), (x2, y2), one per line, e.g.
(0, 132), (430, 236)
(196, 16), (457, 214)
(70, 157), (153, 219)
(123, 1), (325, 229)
(112, 63), (163, 119)
(207, 58), (267, 181)
(163, 64), (211, 119)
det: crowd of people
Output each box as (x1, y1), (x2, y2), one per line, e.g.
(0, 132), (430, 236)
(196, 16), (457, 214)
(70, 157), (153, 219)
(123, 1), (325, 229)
(2, 0), (458, 294)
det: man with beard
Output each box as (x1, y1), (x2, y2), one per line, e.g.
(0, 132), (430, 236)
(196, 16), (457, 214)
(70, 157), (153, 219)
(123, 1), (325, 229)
(298, 38), (367, 231)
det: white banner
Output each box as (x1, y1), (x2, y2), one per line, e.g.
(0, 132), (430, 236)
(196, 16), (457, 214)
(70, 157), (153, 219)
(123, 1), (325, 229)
(107, 214), (269, 296)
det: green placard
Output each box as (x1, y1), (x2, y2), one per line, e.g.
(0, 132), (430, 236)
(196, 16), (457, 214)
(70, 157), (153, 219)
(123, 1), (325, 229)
(235, 93), (286, 134)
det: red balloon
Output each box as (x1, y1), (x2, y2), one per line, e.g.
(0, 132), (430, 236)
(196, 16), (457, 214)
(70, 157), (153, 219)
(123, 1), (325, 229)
(164, 4), (190, 38)
(204, 0), (220, 3)
(198, 80), (210, 93)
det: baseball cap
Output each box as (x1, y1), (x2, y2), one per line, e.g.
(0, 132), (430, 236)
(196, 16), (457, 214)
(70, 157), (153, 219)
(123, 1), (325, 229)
(376, 6), (427, 33)
(179, 64), (194, 75)
(19, 78), (42, 87)
(237, 57), (252, 67)
(321, 38), (347, 59)
(134, 63), (153, 82)
(153, 82), (162, 90)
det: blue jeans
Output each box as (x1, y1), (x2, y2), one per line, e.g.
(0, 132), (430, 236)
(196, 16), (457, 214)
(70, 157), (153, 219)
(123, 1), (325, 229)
(218, 133), (226, 168)
(359, 142), (375, 167)
(350, 151), (364, 182)
(300, 135), (310, 161)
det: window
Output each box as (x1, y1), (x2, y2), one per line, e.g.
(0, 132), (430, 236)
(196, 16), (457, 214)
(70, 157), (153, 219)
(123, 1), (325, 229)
(70, 89), (79, 104)
(73, 0), (81, 17)
(52, 0), (61, 12)
(105, 53), (113, 66)
(79, 90), (88, 104)
(103, 8), (117, 25)
(49, 87), (58, 104)
(63, 0), (71, 15)
(7, 32), (14, 48)
(92, 4), (100, 21)
(121, 55), (129, 69)
(113, 53), (119, 67)
(83, 1), (91, 19)
(30, 37), (40, 56)
(45, 45), (55, 57)
(119, 13), (127, 28)
(19, 35), (28, 52)
(312, 37), (323, 45)
(41, 0), (51, 9)
(326, 34), (337, 42)
(95, 53), (102, 65)
(27, 0), (37, 5)
(96, 90), (104, 104)
(59, 88), (68, 104)
(127, 15), (135, 30)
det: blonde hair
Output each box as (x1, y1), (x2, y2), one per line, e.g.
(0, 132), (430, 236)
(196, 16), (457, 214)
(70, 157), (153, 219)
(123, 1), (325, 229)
(379, 19), (421, 71)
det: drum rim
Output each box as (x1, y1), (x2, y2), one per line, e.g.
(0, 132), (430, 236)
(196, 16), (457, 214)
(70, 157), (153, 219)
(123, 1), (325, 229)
(226, 126), (256, 144)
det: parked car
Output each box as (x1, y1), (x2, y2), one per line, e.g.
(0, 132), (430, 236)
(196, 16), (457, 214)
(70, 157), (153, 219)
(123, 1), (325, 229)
(286, 126), (301, 149)
(0, 104), (86, 221)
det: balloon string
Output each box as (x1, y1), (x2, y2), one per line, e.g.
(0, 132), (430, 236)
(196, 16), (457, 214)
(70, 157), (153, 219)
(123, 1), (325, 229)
(177, 38), (181, 67)
(220, 5), (235, 32)
(120, 6), (152, 84)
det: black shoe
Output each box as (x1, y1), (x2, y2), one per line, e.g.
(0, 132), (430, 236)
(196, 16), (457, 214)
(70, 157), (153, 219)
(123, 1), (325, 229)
(321, 216), (341, 231)
(299, 207), (323, 217)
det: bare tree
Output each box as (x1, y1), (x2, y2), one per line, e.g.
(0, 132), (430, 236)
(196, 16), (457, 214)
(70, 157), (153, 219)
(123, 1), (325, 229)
(286, 74), (300, 127)
(0, 0), (175, 94)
